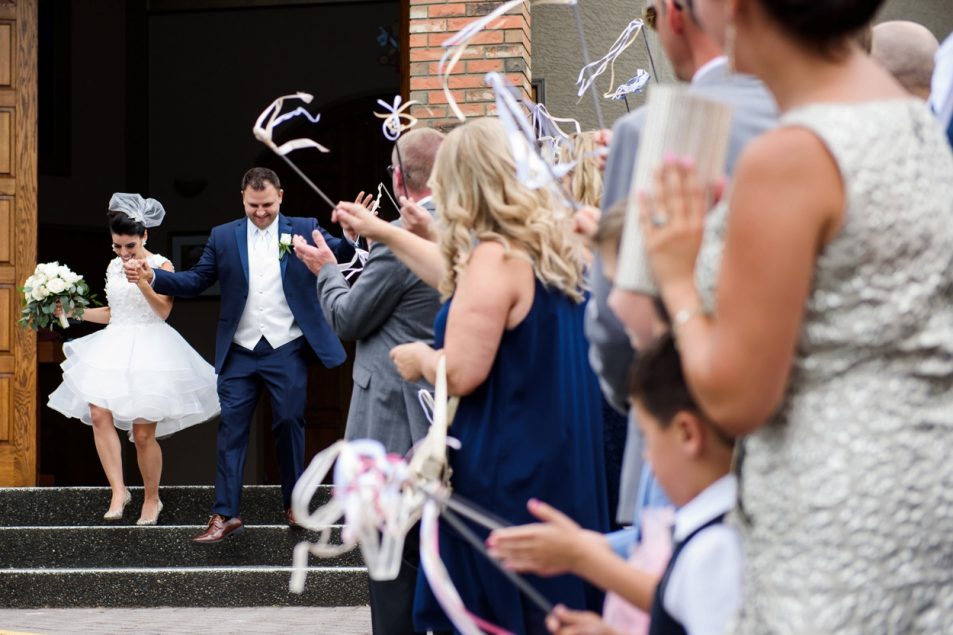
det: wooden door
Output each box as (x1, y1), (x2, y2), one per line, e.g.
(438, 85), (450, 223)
(0, 0), (37, 486)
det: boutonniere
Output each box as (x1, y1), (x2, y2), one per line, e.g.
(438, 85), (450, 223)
(279, 233), (293, 259)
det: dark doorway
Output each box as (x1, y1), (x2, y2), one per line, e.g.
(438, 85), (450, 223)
(37, 0), (402, 487)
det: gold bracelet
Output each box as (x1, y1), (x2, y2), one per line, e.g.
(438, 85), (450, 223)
(672, 306), (706, 340)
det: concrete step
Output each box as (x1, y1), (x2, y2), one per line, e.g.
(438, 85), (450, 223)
(0, 485), (366, 609)
(0, 566), (368, 608)
(0, 485), (333, 527)
(0, 525), (361, 569)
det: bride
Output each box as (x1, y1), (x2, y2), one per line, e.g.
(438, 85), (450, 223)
(48, 193), (220, 525)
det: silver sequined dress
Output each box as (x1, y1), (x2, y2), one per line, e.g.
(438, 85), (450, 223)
(695, 99), (953, 633)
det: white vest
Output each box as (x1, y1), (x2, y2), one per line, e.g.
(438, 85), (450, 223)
(233, 219), (302, 350)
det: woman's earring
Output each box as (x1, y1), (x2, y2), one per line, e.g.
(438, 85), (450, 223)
(725, 21), (737, 73)
(142, 239), (147, 246)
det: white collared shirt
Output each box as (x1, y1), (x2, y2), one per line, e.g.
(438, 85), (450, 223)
(930, 33), (953, 130)
(233, 217), (302, 350)
(664, 474), (743, 635)
(691, 56), (728, 86)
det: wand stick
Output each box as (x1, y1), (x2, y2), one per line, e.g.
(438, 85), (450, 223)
(394, 141), (412, 200)
(276, 152), (337, 211)
(439, 503), (555, 616)
(573, 1), (606, 130)
(642, 27), (660, 84)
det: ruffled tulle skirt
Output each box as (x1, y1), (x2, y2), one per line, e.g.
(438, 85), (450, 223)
(48, 321), (220, 438)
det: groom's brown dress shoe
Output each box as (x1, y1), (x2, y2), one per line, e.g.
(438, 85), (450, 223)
(192, 514), (244, 544)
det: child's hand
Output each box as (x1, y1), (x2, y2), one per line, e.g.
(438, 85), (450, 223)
(546, 605), (624, 635)
(486, 499), (607, 576)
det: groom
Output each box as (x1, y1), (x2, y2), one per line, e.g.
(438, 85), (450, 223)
(125, 167), (354, 543)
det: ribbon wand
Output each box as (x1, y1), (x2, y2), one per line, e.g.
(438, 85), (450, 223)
(375, 95), (423, 201)
(253, 92), (337, 210)
(572, 1), (606, 130)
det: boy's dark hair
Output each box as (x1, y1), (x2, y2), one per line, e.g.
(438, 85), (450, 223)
(241, 167), (281, 192)
(628, 332), (698, 427)
(629, 333), (735, 446)
(107, 210), (145, 237)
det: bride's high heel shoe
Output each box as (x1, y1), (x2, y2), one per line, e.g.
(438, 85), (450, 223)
(136, 500), (163, 526)
(103, 488), (132, 521)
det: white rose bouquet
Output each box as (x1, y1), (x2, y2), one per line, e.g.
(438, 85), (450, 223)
(19, 262), (93, 330)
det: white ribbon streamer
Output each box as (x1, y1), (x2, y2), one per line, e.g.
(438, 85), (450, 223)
(338, 247), (370, 283)
(606, 69), (651, 100)
(290, 357), (450, 586)
(374, 95), (421, 142)
(439, 0), (577, 122)
(486, 72), (578, 212)
(253, 92), (330, 156)
(575, 18), (645, 100)
(253, 92), (337, 209)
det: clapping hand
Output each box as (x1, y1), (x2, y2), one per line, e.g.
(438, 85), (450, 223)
(293, 230), (337, 275)
(343, 191), (377, 243)
(572, 205), (601, 240)
(333, 200), (391, 243)
(593, 129), (612, 172)
(398, 196), (436, 241)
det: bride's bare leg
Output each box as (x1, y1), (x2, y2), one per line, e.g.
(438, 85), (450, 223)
(133, 421), (162, 520)
(89, 405), (127, 511)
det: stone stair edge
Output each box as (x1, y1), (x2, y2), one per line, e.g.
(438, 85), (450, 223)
(0, 566), (365, 573)
(0, 485), (333, 492)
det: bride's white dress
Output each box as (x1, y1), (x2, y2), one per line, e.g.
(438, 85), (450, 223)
(48, 254), (220, 437)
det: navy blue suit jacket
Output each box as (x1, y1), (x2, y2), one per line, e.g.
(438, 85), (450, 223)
(153, 214), (355, 373)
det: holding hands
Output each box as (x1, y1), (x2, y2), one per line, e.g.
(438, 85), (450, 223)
(122, 258), (154, 286)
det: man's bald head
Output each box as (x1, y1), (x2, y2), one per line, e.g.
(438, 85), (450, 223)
(872, 21), (939, 100)
(392, 128), (445, 197)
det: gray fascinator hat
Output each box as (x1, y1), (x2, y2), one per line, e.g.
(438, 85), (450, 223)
(108, 193), (166, 228)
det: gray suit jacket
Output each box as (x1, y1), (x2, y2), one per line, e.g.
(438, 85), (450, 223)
(587, 58), (777, 521)
(317, 217), (442, 455)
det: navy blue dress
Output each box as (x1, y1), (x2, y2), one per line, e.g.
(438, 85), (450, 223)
(414, 279), (609, 634)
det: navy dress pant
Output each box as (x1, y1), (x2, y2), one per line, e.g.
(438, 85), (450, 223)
(213, 336), (308, 517)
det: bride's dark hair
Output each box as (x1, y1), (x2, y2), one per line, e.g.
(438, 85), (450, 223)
(107, 210), (146, 237)
(758, 0), (884, 51)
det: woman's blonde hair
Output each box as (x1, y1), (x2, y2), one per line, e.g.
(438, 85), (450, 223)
(560, 131), (604, 208)
(429, 117), (586, 303)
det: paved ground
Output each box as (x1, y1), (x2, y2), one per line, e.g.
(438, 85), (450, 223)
(0, 606), (372, 634)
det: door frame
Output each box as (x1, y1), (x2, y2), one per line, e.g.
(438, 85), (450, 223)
(1, 0), (38, 486)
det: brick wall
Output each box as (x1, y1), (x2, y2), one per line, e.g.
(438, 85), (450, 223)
(408, 0), (533, 130)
